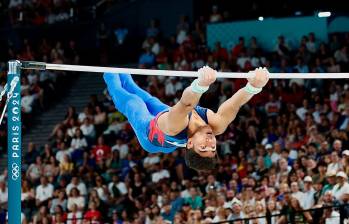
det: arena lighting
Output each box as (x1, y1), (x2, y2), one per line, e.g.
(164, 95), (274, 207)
(258, 16), (264, 21)
(295, 11), (302, 16)
(318, 11), (331, 18)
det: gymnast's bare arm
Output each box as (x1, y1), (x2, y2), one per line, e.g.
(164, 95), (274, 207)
(157, 66), (217, 135)
(208, 68), (269, 135)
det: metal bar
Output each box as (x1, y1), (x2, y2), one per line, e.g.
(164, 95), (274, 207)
(20, 61), (349, 79)
(7, 60), (22, 224)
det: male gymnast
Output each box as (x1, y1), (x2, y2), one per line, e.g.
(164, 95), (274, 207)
(104, 66), (269, 171)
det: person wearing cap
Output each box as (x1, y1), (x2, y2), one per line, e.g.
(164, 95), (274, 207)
(227, 198), (245, 221)
(332, 171), (349, 202)
(321, 170), (337, 195)
(303, 176), (315, 209)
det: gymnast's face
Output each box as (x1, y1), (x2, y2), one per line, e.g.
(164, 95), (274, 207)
(187, 125), (217, 158)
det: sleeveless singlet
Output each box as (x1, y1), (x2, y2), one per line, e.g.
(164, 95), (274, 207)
(147, 106), (208, 148)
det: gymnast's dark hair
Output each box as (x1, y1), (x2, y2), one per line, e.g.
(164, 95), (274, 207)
(184, 149), (218, 171)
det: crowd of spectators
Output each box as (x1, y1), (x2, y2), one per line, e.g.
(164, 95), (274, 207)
(1, 11), (349, 224)
(4, 0), (78, 26)
(0, 38), (80, 152)
(2, 0), (120, 26)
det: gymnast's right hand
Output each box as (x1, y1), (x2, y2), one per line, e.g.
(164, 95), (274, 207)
(197, 66), (217, 87)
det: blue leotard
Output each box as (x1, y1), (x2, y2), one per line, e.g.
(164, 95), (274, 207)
(104, 73), (208, 153)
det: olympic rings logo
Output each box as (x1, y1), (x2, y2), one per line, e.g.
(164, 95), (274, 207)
(11, 163), (20, 180)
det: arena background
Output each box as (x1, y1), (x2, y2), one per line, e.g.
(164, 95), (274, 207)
(0, 0), (349, 223)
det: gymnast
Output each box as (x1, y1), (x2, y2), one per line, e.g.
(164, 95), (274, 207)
(104, 66), (269, 171)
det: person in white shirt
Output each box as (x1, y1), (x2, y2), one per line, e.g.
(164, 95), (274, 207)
(35, 177), (54, 206)
(270, 142), (282, 164)
(21, 90), (36, 113)
(277, 158), (291, 181)
(70, 128), (88, 151)
(67, 187), (85, 211)
(67, 203), (83, 224)
(94, 176), (109, 202)
(80, 117), (96, 139)
(55, 142), (70, 164)
(296, 99), (309, 121)
(151, 163), (170, 183)
(332, 171), (349, 202)
(290, 182), (305, 208)
(143, 153), (161, 171)
(66, 176), (87, 196)
(111, 139), (129, 159)
(302, 176), (315, 209)
(165, 77), (183, 97)
(322, 206), (340, 224)
(108, 174), (128, 198)
(327, 151), (343, 173)
(78, 107), (93, 123)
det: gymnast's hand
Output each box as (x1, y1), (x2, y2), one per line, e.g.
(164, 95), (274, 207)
(197, 66), (217, 87)
(248, 67), (269, 88)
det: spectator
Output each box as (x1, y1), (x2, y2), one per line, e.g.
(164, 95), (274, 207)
(32, 206), (51, 224)
(185, 187), (203, 210)
(322, 170), (337, 195)
(111, 139), (129, 160)
(289, 197), (313, 223)
(290, 182), (305, 208)
(327, 151), (342, 173)
(67, 203), (83, 224)
(108, 174), (127, 199)
(227, 198), (245, 220)
(0, 181), (8, 208)
(303, 176), (315, 209)
(91, 136), (111, 163)
(67, 188), (85, 211)
(209, 5), (223, 23)
(26, 156), (44, 183)
(151, 163), (170, 183)
(36, 177), (54, 207)
(70, 128), (88, 151)
(332, 171), (349, 202)
(80, 117), (96, 140)
(83, 201), (102, 223)
(139, 47), (156, 68)
(49, 190), (67, 215)
(66, 176), (87, 197)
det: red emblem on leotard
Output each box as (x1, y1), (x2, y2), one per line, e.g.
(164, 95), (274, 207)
(148, 116), (165, 146)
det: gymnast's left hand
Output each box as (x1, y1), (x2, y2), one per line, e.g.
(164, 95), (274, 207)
(197, 66), (217, 87)
(247, 67), (269, 88)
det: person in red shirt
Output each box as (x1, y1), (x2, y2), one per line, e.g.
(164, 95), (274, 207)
(84, 202), (102, 223)
(91, 136), (111, 162)
(213, 42), (229, 62)
(232, 37), (245, 58)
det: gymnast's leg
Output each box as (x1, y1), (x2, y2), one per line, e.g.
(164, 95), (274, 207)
(119, 73), (169, 116)
(104, 73), (173, 153)
(103, 73), (151, 132)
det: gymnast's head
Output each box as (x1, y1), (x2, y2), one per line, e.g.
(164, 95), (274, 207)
(185, 125), (218, 171)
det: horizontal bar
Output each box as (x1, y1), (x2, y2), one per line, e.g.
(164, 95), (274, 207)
(20, 61), (349, 79)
